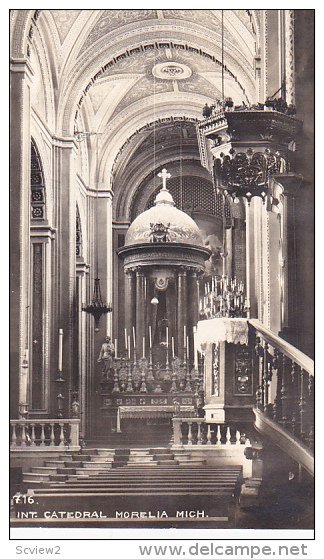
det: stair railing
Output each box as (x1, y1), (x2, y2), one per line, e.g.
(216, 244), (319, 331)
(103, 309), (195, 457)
(249, 319), (314, 451)
(172, 417), (250, 447)
(10, 419), (80, 450)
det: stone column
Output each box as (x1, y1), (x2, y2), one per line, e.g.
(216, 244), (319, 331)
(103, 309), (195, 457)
(273, 176), (302, 346)
(76, 261), (89, 436)
(245, 199), (257, 318)
(52, 136), (78, 417)
(124, 269), (136, 352)
(97, 189), (114, 338)
(10, 58), (33, 418)
(136, 268), (146, 359)
(188, 270), (199, 361)
(177, 268), (188, 360)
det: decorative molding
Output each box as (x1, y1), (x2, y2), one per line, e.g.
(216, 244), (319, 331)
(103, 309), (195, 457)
(10, 57), (34, 77)
(285, 10), (295, 105)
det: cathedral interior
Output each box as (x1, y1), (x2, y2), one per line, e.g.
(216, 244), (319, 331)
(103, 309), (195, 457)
(10, 9), (314, 530)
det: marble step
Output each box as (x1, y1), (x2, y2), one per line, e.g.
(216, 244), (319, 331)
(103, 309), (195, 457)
(30, 467), (58, 475)
(23, 472), (68, 482)
(128, 456), (155, 462)
(148, 448), (173, 454)
(50, 479), (238, 488)
(29, 484), (235, 496)
(81, 449), (115, 455)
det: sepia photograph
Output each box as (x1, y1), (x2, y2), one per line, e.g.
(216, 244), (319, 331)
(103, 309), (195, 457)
(9, 8), (314, 536)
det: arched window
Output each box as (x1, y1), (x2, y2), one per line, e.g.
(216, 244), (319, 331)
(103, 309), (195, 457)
(30, 139), (47, 410)
(30, 139), (46, 220)
(76, 205), (82, 257)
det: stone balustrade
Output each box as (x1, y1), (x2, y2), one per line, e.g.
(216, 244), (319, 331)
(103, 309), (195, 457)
(172, 417), (249, 447)
(10, 419), (80, 450)
(249, 319), (314, 452)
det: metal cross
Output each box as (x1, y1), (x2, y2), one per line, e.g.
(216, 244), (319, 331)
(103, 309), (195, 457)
(158, 168), (171, 190)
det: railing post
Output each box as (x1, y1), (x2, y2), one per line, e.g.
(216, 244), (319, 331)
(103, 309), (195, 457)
(59, 423), (65, 446)
(11, 424), (17, 448)
(49, 423), (55, 446)
(299, 369), (306, 442)
(187, 421), (193, 445)
(197, 422), (202, 445)
(226, 426), (231, 445)
(307, 374), (314, 451)
(280, 354), (289, 429)
(263, 341), (270, 415)
(40, 423), (45, 447)
(272, 348), (282, 421)
(255, 336), (264, 407)
(207, 424), (212, 445)
(69, 421), (79, 447)
(21, 422), (27, 447)
(30, 423), (36, 447)
(290, 362), (299, 435)
(172, 418), (182, 446)
(216, 424), (222, 445)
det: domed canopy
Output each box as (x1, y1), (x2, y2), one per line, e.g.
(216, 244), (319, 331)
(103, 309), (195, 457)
(125, 169), (205, 247)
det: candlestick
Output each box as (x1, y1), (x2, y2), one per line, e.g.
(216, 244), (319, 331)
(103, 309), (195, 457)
(193, 327), (198, 368)
(128, 335), (131, 360)
(58, 329), (63, 371)
(142, 336), (145, 359)
(184, 325), (186, 347)
(149, 325), (152, 349)
(124, 328), (128, 350)
(132, 326), (136, 348)
(172, 336), (175, 359)
(166, 326), (169, 347)
(114, 338), (117, 359)
(186, 335), (189, 360)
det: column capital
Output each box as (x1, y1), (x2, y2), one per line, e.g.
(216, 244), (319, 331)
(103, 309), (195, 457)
(10, 57), (34, 79)
(76, 260), (90, 276)
(30, 223), (56, 241)
(52, 135), (79, 153)
(178, 267), (188, 276)
(136, 267), (145, 277)
(125, 267), (136, 276)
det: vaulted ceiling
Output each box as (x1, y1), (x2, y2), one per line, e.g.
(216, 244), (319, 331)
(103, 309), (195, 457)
(11, 9), (261, 202)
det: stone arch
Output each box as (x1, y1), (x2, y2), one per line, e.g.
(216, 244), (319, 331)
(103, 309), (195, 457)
(99, 97), (207, 186)
(10, 10), (34, 58)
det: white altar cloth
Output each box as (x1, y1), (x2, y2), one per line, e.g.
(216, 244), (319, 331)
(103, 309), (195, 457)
(196, 318), (249, 349)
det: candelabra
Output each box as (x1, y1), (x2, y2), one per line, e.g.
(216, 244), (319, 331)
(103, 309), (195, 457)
(200, 275), (247, 319)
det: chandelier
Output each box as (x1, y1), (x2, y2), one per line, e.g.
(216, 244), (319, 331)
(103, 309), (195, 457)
(82, 277), (112, 332)
(200, 275), (247, 320)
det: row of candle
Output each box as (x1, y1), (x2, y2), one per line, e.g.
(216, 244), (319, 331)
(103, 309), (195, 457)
(204, 275), (244, 295)
(122, 325), (199, 366)
(200, 274), (246, 319)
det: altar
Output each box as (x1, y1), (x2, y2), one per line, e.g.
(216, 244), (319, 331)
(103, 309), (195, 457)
(92, 175), (256, 441)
